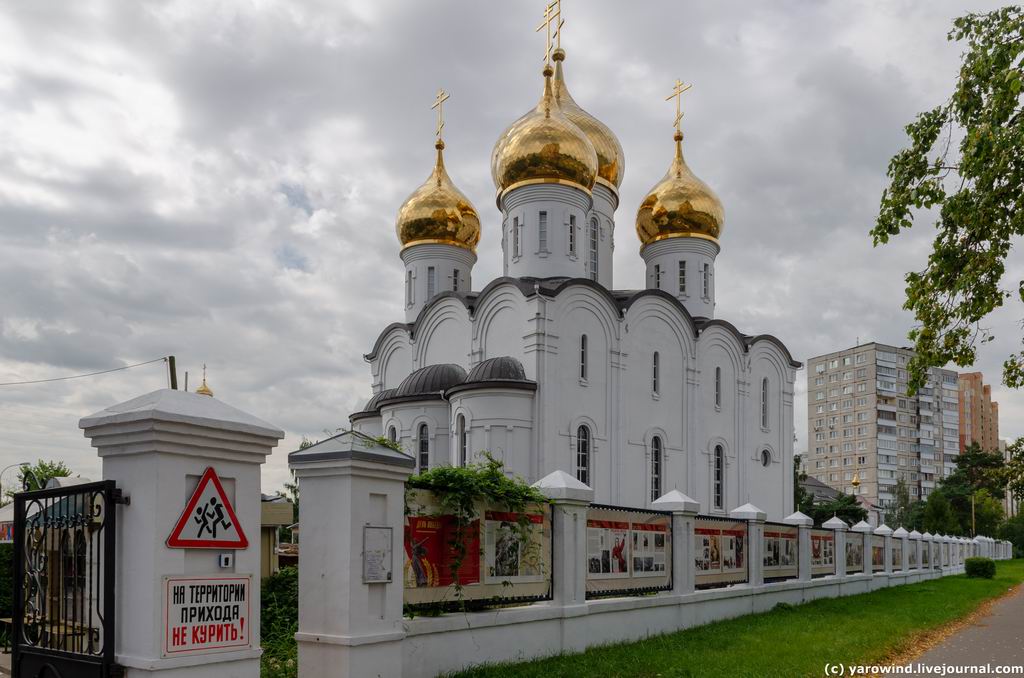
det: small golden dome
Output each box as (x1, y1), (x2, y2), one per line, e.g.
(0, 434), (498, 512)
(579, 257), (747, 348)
(396, 140), (481, 252)
(552, 48), (624, 190)
(195, 364), (213, 397)
(492, 64), (598, 196)
(636, 131), (724, 247)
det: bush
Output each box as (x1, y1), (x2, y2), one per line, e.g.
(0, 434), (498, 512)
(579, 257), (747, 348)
(261, 566), (298, 678)
(965, 557), (996, 579)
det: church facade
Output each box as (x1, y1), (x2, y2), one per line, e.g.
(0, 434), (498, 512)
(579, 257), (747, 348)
(349, 47), (799, 520)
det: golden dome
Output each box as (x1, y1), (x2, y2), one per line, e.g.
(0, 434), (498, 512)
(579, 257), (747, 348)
(492, 64), (598, 196)
(396, 140), (481, 252)
(195, 364), (213, 397)
(552, 48), (624, 190)
(636, 131), (724, 247)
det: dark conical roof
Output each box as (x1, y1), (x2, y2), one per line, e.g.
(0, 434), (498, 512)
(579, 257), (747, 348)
(349, 388), (396, 422)
(393, 363), (467, 399)
(466, 356), (527, 382)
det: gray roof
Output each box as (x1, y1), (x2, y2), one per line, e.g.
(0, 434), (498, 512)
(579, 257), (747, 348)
(349, 388), (397, 421)
(390, 363), (467, 400)
(288, 430), (415, 468)
(466, 356), (527, 382)
(800, 475), (842, 502)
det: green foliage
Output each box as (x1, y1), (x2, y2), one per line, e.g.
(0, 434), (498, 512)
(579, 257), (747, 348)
(4, 460), (73, 501)
(794, 456), (868, 527)
(933, 443), (1006, 535)
(370, 435), (403, 452)
(406, 454), (547, 603)
(871, 6), (1024, 391)
(996, 513), (1024, 557)
(261, 566), (298, 678)
(884, 479), (925, 530)
(1004, 437), (1024, 504)
(965, 556), (996, 579)
(922, 489), (962, 535)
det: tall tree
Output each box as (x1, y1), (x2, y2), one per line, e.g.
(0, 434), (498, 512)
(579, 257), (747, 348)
(870, 6), (1024, 391)
(883, 479), (922, 529)
(922, 489), (962, 535)
(3, 459), (73, 502)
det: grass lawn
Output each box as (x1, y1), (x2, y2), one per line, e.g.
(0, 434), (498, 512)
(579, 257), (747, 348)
(448, 560), (1024, 678)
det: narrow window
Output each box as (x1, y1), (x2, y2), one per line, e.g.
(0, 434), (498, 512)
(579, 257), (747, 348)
(576, 425), (591, 486)
(513, 216), (520, 257)
(452, 268), (460, 292)
(388, 426), (397, 442)
(458, 415), (467, 466)
(538, 211), (547, 251)
(427, 266), (436, 298)
(405, 270), (413, 306)
(568, 214), (577, 255)
(714, 366), (722, 408)
(714, 445), (724, 509)
(702, 263), (710, 298)
(652, 352), (660, 394)
(417, 423), (429, 471)
(588, 218), (599, 281)
(654, 264), (662, 289)
(678, 260), (686, 294)
(580, 334), (588, 381)
(650, 436), (662, 502)
(761, 377), (769, 428)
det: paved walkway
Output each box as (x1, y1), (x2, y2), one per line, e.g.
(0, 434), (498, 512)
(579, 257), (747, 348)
(909, 584), (1024, 676)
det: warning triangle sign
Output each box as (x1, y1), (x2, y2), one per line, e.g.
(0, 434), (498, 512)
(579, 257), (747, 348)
(167, 467), (248, 549)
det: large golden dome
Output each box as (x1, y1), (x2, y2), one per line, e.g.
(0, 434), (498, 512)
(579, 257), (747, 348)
(552, 49), (624, 190)
(636, 131), (724, 247)
(396, 140), (481, 252)
(492, 64), (598, 196)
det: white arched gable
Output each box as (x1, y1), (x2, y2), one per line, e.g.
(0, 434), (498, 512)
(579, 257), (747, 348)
(414, 297), (472, 368)
(548, 287), (620, 350)
(376, 329), (413, 391)
(472, 284), (529, 365)
(697, 326), (746, 376)
(623, 296), (697, 359)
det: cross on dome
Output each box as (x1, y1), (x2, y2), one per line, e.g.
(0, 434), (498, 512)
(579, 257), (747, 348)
(431, 88), (450, 142)
(536, 0), (564, 65)
(666, 78), (693, 134)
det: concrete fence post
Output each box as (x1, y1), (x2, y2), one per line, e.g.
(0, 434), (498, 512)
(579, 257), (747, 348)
(892, 527), (909, 572)
(822, 516), (848, 578)
(909, 530), (922, 571)
(784, 511), (814, 582)
(533, 470), (593, 611)
(730, 503), (766, 587)
(851, 520), (873, 576)
(288, 432), (415, 678)
(653, 490), (700, 595)
(875, 524), (893, 576)
(80, 389), (284, 677)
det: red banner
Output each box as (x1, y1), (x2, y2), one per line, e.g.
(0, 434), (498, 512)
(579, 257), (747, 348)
(404, 515), (481, 588)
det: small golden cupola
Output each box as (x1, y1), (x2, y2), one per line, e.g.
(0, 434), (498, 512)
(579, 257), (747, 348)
(395, 104), (481, 252)
(491, 62), (598, 197)
(636, 81), (723, 247)
(552, 48), (624, 191)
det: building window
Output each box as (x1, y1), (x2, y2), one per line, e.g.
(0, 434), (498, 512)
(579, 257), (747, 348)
(713, 445), (724, 509)
(650, 436), (662, 502)
(405, 270), (413, 307)
(678, 260), (686, 294)
(714, 366), (722, 408)
(702, 263), (710, 298)
(654, 264), (662, 289)
(452, 268), (460, 292)
(513, 216), (521, 257)
(652, 352), (660, 394)
(761, 449), (771, 467)
(576, 425), (591, 486)
(588, 218), (599, 281)
(388, 426), (397, 442)
(417, 423), (429, 471)
(457, 415), (467, 467)
(538, 211), (548, 252)
(427, 266), (436, 298)
(761, 377), (769, 428)
(580, 334), (588, 381)
(568, 214), (577, 255)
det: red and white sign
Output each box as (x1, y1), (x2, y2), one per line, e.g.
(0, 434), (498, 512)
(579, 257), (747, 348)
(163, 575), (251, 657)
(167, 467), (248, 549)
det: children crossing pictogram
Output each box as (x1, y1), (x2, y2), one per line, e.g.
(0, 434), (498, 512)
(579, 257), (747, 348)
(167, 467), (248, 549)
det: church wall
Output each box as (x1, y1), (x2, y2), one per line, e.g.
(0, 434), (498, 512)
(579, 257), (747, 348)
(415, 299), (473, 369)
(381, 400), (451, 472)
(448, 389), (534, 478)
(350, 415), (383, 438)
(746, 344), (796, 519)
(472, 286), (530, 369)
(589, 183), (617, 289)
(377, 332), (414, 392)
(500, 184), (593, 280)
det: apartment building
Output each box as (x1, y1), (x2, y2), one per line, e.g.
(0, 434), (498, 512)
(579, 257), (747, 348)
(958, 372), (1000, 453)
(806, 343), (961, 508)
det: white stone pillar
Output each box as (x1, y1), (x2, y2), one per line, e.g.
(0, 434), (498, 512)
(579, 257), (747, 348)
(653, 490), (700, 595)
(533, 470), (593, 610)
(289, 432), (415, 678)
(80, 389), (283, 677)
(731, 503), (766, 587)
(909, 530), (922, 570)
(875, 525), (893, 575)
(823, 516), (848, 578)
(892, 527), (909, 572)
(785, 511), (814, 582)
(852, 520), (873, 576)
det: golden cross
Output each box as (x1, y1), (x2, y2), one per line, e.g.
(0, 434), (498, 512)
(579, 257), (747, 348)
(202, 363), (207, 380)
(665, 78), (693, 133)
(431, 88), (450, 141)
(535, 0), (564, 63)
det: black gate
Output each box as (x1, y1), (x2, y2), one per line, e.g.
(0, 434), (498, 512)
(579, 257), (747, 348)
(12, 481), (124, 678)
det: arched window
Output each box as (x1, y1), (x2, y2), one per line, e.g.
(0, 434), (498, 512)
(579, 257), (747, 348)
(588, 218), (599, 281)
(388, 426), (397, 443)
(405, 271), (413, 307)
(458, 415), (467, 467)
(761, 449), (771, 467)
(650, 436), (662, 502)
(713, 445), (724, 509)
(761, 377), (769, 429)
(714, 366), (722, 408)
(417, 423), (429, 471)
(576, 425), (591, 486)
(580, 334), (588, 381)
(652, 352), (660, 394)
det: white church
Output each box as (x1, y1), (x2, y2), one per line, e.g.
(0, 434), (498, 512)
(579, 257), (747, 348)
(348, 45), (799, 520)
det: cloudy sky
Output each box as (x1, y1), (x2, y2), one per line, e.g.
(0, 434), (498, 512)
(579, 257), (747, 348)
(1, 0), (1021, 495)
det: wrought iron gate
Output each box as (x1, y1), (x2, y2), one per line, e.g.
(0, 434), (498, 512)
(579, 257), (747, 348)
(13, 481), (124, 678)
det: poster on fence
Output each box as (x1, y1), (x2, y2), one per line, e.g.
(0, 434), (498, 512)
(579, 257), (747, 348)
(846, 540), (864, 570)
(694, 519), (747, 588)
(810, 530), (835, 576)
(872, 536), (885, 571)
(892, 544), (903, 570)
(483, 511), (545, 584)
(763, 526), (798, 579)
(585, 506), (671, 596)
(404, 514), (481, 589)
